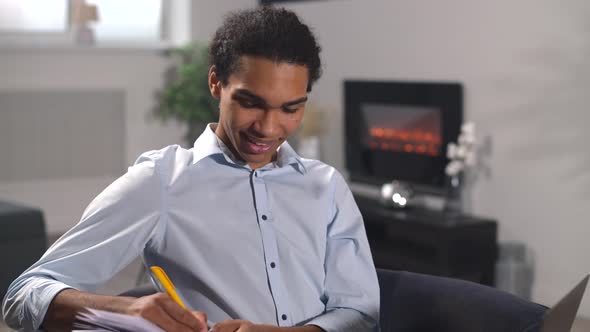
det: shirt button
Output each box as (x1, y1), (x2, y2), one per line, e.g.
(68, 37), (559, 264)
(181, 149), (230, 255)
(261, 215), (267, 220)
(281, 314), (287, 321)
(270, 262), (276, 268)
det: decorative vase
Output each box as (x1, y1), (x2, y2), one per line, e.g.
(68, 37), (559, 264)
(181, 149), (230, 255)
(444, 173), (463, 216)
(74, 24), (96, 45)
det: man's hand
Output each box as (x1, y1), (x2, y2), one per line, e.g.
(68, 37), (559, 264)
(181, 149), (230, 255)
(210, 320), (323, 332)
(210, 319), (258, 332)
(126, 293), (208, 332)
(43, 289), (207, 332)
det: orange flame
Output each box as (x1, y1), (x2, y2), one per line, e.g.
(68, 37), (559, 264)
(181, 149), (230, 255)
(368, 126), (441, 156)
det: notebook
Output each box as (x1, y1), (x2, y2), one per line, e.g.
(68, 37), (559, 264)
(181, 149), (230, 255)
(74, 308), (164, 332)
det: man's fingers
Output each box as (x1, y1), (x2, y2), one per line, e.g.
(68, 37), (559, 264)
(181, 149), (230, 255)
(191, 311), (208, 329)
(154, 294), (207, 331)
(128, 293), (206, 331)
(210, 319), (247, 332)
(210, 320), (238, 332)
(137, 300), (194, 332)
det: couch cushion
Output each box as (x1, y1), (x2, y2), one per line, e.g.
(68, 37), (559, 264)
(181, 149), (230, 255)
(0, 201), (46, 240)
(377, 269), (547, 332)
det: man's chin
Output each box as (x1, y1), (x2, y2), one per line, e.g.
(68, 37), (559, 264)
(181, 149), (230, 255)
(239, 152), (273, 168)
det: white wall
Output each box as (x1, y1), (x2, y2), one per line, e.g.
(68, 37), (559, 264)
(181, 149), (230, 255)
(0, 48), (185, 234)
(191, 0), (257, 42)
(280, 0), (590, 316)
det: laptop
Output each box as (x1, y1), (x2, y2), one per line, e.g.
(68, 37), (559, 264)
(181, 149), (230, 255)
(542, 274), (589, 332)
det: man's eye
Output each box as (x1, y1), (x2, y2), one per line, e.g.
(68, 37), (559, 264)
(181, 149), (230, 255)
(238, 100), (259, 108)
(283, 107), (298, 114)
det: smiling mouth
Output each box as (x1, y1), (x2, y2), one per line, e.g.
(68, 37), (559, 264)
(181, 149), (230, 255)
(241, 133), (275, 154)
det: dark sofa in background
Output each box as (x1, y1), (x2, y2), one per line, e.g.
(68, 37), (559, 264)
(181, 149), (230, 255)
(377, 269), (546, 332)
(0, 200), (47, 301)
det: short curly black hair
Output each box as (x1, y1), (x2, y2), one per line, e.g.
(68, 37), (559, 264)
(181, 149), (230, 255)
(209, 6), (322, 92)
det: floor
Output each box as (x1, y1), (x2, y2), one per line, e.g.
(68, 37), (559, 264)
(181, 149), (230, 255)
(1, 236), (590, 331)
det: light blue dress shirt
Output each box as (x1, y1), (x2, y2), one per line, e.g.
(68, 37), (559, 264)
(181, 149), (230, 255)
(2, 124), (380, 331)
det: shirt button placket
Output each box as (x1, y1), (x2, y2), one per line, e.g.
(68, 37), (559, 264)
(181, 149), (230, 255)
(251, 171), (292, 326)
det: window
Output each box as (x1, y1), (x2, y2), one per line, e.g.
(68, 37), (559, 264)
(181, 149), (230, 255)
(86, 0), (163, 42)
(0, 0), (172, 46)
(0, 0), (68, 33)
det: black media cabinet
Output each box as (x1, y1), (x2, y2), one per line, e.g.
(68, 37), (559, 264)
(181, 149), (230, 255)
(355, 195), (498, 286)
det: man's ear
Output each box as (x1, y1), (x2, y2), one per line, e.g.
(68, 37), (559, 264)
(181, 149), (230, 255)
(208, 66), (222, 99)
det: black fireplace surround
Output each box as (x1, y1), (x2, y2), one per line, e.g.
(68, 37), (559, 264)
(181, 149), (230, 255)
(345, 80), (463, 193)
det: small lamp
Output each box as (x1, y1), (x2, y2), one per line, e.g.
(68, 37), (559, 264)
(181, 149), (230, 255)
(71, 0), (99, 45)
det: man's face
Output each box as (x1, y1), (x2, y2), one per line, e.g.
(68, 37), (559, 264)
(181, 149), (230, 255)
(210, 56), (309, 170)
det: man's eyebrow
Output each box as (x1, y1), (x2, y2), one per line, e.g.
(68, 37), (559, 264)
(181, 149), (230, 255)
(283, 96), (308, 107)
(234, 89), (266, 104)
(234, 89), (307, 108)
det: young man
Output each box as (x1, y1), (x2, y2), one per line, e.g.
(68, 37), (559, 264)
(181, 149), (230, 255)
(2, 7), (379, 332)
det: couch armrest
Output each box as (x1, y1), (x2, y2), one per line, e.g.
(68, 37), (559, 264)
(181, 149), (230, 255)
(377, 269), (547, 332)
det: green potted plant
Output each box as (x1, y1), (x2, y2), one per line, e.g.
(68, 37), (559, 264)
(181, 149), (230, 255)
(156, 42), (219, 146)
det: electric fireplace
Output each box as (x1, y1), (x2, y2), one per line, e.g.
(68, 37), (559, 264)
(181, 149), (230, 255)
(345, 80), (463, 193)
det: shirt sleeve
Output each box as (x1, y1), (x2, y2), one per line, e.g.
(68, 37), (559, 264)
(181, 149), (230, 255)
(305, 171), (380, 332)
(1, 154), (165, 331)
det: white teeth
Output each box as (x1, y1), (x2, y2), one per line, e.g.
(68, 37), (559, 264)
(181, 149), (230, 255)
(244, 134), (269, 146)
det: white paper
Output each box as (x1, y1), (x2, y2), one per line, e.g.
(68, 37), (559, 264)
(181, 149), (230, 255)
(74, 308), (165, 332)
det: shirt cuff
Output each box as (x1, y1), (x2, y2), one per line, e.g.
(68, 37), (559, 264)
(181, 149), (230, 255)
(29, 281), (74, 331)
(304, 308), (377, 332)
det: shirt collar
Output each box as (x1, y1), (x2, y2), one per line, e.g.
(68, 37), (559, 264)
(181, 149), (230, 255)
(192, 123), (307, 174)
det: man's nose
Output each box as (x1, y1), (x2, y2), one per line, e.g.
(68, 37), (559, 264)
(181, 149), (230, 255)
(254, 110), (280, 137)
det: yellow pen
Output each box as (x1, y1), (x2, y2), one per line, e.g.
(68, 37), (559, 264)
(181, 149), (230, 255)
(150, 266), (187, 309)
